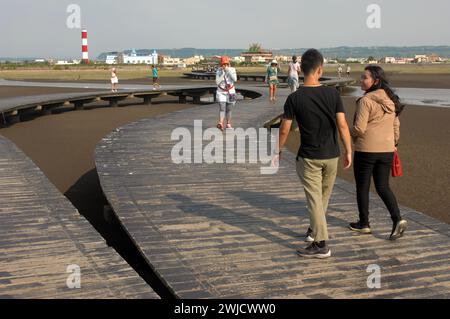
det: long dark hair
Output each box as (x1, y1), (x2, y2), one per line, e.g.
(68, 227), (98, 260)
(364, 65), (405, 116)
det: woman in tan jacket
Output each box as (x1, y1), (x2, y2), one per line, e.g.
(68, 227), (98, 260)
(349, 65), (407, 240)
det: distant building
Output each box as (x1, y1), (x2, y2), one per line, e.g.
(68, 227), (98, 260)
(240, 49), (273, 64)
(428, 54), (442, 63)
(250, 56), (267, 63)
(274, 55), (291, 63)
(345, 57), (360, 63)
(182, 55), (204, 65)
(232, 56), (245, 64)
(394, 58), (407, 64)
(105, 55), (118, 64)
(209, 55), (222, 63)
(55, 60), (80, 65)
(414, 55), (428, 63)
(97, 51), (119, 64)
(381, 57), (396, 63)
(118, 49), (158, 65)
(159, 55), (182, 66)
(392, 57), (413, 64)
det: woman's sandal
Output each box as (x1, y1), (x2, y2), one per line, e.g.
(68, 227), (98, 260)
(226, 123), (232, 129)
(216, 122), (224, 131)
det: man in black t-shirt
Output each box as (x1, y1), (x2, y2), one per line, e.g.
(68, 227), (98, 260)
(276, 49), (352, 258)
(284, 85), (345, 160)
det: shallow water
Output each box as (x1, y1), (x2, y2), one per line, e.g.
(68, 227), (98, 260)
(343, 86), (450, 108)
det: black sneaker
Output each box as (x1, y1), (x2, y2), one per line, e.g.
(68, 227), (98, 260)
(390, 219), (407, 240)
(297, 242), (331, 259)
(349, 221), (372, 234)
(305, 227), (314, 242)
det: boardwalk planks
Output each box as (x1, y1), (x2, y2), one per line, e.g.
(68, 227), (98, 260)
(96, 84), (450, 299)
(0, 136), (159, 299)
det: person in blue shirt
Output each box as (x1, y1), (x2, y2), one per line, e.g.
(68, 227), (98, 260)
(152, 65), (160, 90)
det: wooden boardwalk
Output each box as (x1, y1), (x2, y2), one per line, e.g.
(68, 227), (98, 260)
(0, 84), (217, 122)
(95, 84), (450, 299)
(0, 135), (159, 299)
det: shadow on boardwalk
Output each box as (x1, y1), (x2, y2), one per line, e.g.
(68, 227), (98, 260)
(166, 190), (360, 251)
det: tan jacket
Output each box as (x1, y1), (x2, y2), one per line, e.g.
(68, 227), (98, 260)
(351, 89), (400, 152)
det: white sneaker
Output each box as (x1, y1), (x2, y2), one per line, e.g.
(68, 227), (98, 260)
(305, 227), (314, 242)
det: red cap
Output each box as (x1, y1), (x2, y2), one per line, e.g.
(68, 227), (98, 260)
(220, 56), (230, 66)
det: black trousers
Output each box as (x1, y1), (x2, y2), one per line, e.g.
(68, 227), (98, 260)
(354, 151), (401, 225)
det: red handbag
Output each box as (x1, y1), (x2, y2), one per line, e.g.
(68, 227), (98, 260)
(392, 151), (403, 177)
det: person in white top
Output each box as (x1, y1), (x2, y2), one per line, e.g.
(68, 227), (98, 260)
(337, 65), (343, 78)
(287, 55), (301, 93)
(111, 68), (119, 92)
(346, 65), (351, 78)
(215, 56), (237, 131)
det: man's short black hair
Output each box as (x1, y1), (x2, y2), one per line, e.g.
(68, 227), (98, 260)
(301, 49), (324, 75)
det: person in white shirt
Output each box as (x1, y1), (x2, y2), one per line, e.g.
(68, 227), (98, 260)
(338, 65), (343, 78)
(346, 65), (351, 78)
(111, 68), (119, 92)
(215, 56), (237, 130)
(287, 55), (301, 93)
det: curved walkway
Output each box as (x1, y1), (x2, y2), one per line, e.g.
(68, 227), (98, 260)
(95, 84), (450, 298)
(0, 135), (159, 298)
(0, 81), (262, 124)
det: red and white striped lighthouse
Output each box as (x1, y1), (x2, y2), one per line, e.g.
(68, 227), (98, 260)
(81, 29), (89, 63)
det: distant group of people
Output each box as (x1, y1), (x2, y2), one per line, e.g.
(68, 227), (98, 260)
(262, 57), (352, 101)
(264, 56), (301, 101)
(110, 65), (160, 93)
(215, 49), (407, 259)
(338, 64), (351, 78)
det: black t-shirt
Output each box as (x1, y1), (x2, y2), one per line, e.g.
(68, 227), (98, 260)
(283, 85), (345, 159)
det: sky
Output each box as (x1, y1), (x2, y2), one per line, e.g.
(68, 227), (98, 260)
(1, 0), (449, 58)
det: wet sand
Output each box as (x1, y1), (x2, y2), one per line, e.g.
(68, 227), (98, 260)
(285, 96), (450, 224)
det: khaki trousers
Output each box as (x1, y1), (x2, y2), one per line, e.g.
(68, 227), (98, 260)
(296, 157), (339, 242)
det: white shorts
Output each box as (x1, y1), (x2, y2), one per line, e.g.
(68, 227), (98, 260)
(216, 91), (236, 104)
(111, 78), (118, 84)
(288, 77), (299, 88)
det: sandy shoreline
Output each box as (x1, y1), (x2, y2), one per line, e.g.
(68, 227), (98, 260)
(0, 80), (448, 226)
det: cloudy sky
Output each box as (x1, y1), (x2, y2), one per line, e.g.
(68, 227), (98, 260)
(1, 0), (449, 58)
